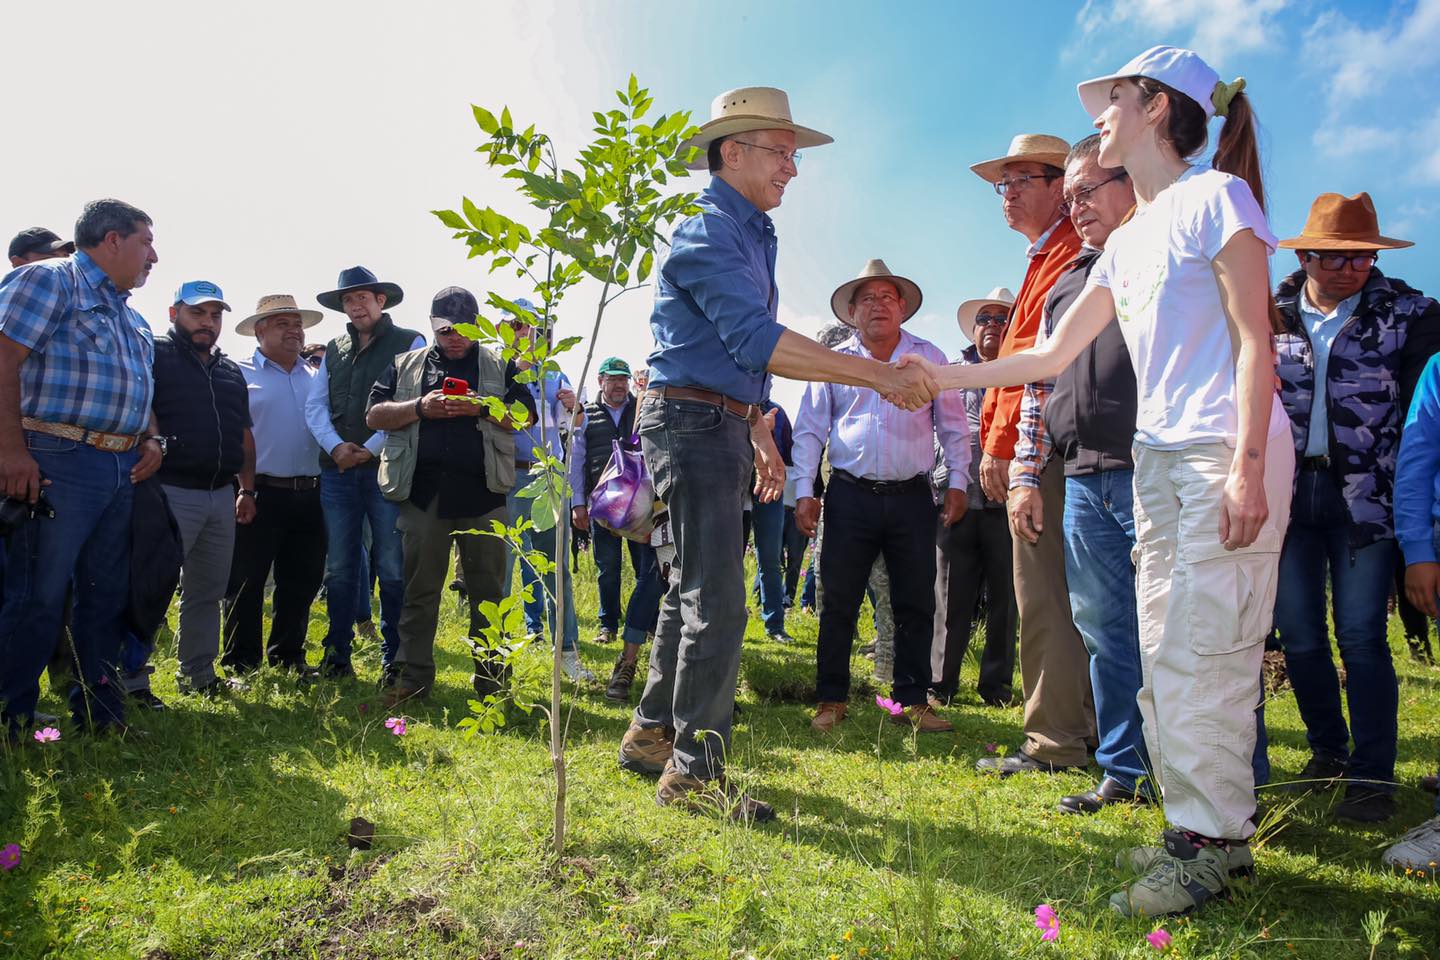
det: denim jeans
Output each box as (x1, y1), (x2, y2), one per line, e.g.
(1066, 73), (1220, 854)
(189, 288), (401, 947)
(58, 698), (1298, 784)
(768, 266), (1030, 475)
(1062, 471), (1150, 790)
(1274, 467), (1399, 790)
(0, 434), (137, 730)
(750, 494), (786, 634)
(505, 474), (578, 650)
(592, 526), (664, 643)
(319, 465), (403, 670)
(634, 397), (752, 780)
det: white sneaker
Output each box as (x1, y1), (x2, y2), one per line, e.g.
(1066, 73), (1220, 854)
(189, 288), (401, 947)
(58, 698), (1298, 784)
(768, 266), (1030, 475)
(1381, 815), (1440, 874)
(561, 648), (595, 682)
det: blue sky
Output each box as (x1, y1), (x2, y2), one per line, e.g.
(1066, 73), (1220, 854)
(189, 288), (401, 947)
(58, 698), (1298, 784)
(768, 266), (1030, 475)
(4, 0), (1437, 413)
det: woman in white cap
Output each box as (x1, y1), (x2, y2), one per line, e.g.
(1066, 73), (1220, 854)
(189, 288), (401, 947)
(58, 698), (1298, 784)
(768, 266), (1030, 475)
(901, 45), (1286, 917)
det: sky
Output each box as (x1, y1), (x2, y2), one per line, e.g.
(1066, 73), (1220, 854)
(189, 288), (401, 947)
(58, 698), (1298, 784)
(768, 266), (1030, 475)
(4, 0), (1438, 414)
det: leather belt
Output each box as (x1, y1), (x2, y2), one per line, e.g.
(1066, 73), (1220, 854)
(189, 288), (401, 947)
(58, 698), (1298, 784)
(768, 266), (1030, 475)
(833, 468), (930, 496)
(515, 460), (535, 470)
(256, 474), (321, 491)
(22, 417), (142, 453)
(1300, 455), (1331, 471)
(643, 386), (760, 425)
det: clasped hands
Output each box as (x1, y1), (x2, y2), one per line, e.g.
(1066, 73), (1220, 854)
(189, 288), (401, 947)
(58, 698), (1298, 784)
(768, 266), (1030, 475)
(881, 354), (941, 410)
(419, 389), (512, 427)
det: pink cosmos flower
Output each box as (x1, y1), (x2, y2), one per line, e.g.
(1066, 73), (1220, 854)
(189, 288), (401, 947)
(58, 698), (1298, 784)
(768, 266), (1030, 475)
(874, 695), (904, 717)
(384, 716), (406, 736)
(33, 727), (61, 743)
(985, 742), (998, 754)
(1147, 929), (1172, 950)
(0, 844), (19, 871)
(358, 702), (369, 714)
(1034, 904), (1059, 942)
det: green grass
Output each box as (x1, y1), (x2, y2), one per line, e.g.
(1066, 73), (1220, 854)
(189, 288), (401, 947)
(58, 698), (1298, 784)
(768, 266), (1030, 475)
(3, 551), (1439, 959)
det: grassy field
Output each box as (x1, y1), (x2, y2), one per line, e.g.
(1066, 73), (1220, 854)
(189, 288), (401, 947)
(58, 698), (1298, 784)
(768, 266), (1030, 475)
(3, 551), (1438, 959)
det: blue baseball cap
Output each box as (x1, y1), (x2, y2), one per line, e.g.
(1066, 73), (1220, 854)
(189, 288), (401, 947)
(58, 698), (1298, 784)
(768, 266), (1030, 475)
(173, 280), (231, 310)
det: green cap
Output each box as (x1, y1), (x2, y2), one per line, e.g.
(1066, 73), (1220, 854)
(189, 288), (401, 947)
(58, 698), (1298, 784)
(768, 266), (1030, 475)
(598, 357), (632, 377)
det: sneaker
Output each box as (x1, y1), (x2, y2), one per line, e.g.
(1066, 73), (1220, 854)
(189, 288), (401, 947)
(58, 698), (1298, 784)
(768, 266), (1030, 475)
(605, 657), (638, 702)
(127, 689), (168, 711)
(1110, 831), (1238, 917)
(1380, 816), (1440, 874)
(811, 701), (847, 733)
(618, 722), (674, 775)
(594, 628), (616, 645)
(1282, 752), (1347, 793)
(767, 630), (793, 644)
(1119, 836), (1255, 879)
(185, 678), (232, 698)
(447, 578), (467, 598)
(655, 759), (775, 823)
(561, 648), (595, 682)
(1334, 785), (1396, 823)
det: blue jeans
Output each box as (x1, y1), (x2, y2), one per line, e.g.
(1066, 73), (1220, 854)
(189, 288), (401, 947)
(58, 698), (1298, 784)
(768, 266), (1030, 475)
(506, 475), (578, 650)
(1063, 471), (1150, 790)
(750, 494), (786, 634)
(0, 434), (136, 730)
(319, 465), (403, 669)
(801, 550), (817, 608)
(592, 526), (664, 643)
(1274, 467), (1399, 790)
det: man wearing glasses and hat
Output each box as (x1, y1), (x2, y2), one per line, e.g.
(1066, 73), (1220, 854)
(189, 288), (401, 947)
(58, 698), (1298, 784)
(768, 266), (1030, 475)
(1272, 192), (1440, 824)
(305, 266), (424, 681)
(620, 86), (936, 821)
(8, 227), (75, 268)
(366, 287), (535, 705)
(224, 295), (328, 676)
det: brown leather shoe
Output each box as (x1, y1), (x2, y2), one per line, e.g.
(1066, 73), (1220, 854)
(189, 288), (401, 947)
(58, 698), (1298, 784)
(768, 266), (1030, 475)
(383, 685), (426, 709)
(655, 760), (776, 823)
(618, 722), (674, 775)
(811, 701), (847, 732)
(891, 703), (953, 733)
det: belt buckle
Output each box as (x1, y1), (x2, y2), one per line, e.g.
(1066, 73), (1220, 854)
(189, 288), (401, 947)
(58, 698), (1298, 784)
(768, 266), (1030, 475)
(96, 433), (129, 452)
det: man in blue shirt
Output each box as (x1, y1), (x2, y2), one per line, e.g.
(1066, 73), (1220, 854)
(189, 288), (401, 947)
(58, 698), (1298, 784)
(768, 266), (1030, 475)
(619, 86), (937, 820)
(0, 199), (163, 735)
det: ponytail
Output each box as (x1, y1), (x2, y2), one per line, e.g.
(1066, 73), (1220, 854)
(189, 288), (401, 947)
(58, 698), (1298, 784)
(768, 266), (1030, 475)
(1212, 91), (1265, 214)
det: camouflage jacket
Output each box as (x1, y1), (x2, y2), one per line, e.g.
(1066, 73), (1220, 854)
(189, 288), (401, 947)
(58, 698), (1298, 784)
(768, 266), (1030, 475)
(1275, 268), (1440, 548)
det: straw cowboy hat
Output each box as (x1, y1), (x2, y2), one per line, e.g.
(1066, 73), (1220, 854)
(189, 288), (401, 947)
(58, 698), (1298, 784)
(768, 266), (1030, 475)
(1277, 192), (1414, 252)
(830, 260), (923, 325)
(680, 86), (833, 170)
(317, 265), (405, 312)
(970, 134), (1071, 184)
(237, 294), (324, 336)
(956, 287), (1016, 342)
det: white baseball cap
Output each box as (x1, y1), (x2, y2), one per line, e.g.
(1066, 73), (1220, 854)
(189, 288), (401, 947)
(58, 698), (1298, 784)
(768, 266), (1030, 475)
(1077, 45), (1229, 121)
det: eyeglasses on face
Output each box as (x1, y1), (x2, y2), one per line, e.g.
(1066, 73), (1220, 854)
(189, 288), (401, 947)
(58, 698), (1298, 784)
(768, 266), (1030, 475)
(973, 313), (1008, 327)
(1303, 251), (1378, 272)
(993, 173), (1058, 197)
(731, 140), (802, 166)
(1059, 171), (1129, 216)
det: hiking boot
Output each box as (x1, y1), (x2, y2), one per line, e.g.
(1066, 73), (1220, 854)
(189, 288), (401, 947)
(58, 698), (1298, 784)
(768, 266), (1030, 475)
(1282, 753), (1348, 793)
(891, 703), (952, 733)
(655, 760), (775, 823)
(605, 657), (638, 702)
(811, 701), (847, 733)
(1380, 815), (1440, 874)
(561, 648), (595, 682)
(1110, 831), (1238, 917)
(1335, 785), (1396, 823)
(1119, 834), (1255, 879)
(618, 722), (674, 775)
(594, 628), (616, 645)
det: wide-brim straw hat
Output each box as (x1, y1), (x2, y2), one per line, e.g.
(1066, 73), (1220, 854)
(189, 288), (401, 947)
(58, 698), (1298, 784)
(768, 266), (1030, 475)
(317, 265), (405, 313)
(679, 86), (833, 171)
(238, 294), (324, 336)
(1277, 191), (1414, 251)
(830, 260), (923, 326)
(956, 287), (1016, 342)
(970, 134), (1071, 184)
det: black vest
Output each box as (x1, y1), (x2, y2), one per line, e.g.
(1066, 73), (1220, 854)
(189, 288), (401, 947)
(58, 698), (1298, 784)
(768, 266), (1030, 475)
(151, 331), (250, 489)
(582, 397), (637, 495)
(323, 313), (422, 466)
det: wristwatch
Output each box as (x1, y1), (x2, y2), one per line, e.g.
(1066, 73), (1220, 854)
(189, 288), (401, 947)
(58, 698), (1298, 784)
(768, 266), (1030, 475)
(238, 488), (257, 499)
(414, 397), (426, 420)
(143, 434), (168, 456)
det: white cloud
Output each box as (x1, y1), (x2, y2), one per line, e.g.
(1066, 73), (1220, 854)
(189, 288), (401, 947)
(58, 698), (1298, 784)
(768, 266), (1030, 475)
(1073, 0), (1289, 65)
(1312, 125), (1403, 159)
(1302, 0), (1440, 103)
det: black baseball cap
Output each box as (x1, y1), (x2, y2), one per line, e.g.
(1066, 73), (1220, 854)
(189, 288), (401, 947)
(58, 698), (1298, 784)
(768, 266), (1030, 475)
(8, 227), (75, 260)
(429, 286), (479, 331)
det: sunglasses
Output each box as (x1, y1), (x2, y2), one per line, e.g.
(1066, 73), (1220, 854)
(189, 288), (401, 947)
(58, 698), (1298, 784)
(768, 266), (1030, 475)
(1303, 251), (1379, 272)
(974, 313), (1008, 327)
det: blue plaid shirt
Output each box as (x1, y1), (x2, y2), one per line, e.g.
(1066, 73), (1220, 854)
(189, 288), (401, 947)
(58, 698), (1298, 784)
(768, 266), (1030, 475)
(0, 250), (155, 435)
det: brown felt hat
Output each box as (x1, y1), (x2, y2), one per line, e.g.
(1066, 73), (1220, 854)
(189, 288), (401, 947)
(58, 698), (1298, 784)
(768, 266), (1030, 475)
(1277, 192), (1413, 251)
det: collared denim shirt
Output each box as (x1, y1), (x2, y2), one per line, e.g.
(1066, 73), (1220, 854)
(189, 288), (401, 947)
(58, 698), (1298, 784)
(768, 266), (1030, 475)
(646, 177), (785, 405)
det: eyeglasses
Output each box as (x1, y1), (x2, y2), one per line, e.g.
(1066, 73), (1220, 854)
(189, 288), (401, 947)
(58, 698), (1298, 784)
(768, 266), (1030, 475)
(973, 313), (1008, 327)
(1059, 171), (1129, 216)
(993, 173), (1058, 197)
(855, 292), (902, 308)
(1303, 251), (1379, 272)
(732, 140), (802, 166)
(303, 354), (323, 367)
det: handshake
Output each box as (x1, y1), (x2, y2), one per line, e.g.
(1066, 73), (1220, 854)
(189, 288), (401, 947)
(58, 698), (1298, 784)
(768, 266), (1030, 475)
(877, 354), (943, 410)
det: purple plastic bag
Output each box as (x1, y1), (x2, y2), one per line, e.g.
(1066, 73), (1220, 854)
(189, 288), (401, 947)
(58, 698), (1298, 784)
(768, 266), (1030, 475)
(587, 438), (657, 542)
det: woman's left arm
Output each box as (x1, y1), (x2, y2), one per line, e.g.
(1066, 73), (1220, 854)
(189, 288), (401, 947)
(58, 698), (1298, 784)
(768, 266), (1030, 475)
(1213, 228), (1276, 549)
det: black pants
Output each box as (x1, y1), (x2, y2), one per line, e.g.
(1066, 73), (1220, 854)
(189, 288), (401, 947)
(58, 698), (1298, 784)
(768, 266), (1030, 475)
(223, 486), (327, 670)
(931, 506), (1016, 702)
(816, 474), (937, 705)
(782, 506), (806, 602)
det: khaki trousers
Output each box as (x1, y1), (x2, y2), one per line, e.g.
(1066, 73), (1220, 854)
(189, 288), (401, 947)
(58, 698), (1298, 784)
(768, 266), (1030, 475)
(394, 498), (508, 693)
(1014, 458), (1096, 765)
(1132, 432), (1293, 840)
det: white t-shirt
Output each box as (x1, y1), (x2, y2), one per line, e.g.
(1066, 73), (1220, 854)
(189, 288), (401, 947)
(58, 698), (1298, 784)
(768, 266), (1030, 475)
(1087, 166), (1288, 449)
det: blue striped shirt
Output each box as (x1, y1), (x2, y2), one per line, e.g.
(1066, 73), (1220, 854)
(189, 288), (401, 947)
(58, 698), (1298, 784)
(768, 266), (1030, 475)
(0, 250), (155, 435)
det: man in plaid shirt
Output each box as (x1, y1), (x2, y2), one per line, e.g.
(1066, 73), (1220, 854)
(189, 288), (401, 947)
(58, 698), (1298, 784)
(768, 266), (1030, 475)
(0, 198), (163, 736)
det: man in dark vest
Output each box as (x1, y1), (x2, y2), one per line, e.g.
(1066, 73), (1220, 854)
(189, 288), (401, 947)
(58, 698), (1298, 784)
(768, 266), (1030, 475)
(304, 266), (424, 680)
(569, 357), (665, 702)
